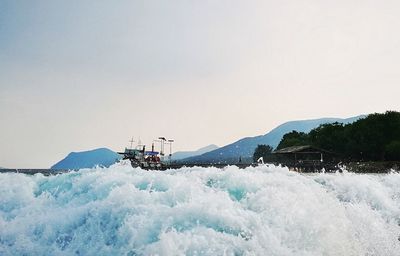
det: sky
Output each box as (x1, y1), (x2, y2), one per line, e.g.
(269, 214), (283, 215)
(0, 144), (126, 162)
(1, 0), (400, 168)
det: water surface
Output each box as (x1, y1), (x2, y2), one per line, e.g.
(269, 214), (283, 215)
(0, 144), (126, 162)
(1, 164), (399, 255)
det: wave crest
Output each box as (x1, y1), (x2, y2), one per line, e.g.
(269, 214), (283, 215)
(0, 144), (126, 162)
(1, 164), (399, 255)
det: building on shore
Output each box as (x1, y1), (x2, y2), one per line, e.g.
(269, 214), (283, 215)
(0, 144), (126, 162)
(272, 145), (339, 171)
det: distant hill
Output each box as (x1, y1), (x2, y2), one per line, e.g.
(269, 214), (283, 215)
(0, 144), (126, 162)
(183, 115), (365, 164)
(172, 144), (218, 160)
(51, 148), (121, 170)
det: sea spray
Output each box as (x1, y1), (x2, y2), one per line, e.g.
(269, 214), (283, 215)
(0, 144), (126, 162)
(0, 164), (399, 255)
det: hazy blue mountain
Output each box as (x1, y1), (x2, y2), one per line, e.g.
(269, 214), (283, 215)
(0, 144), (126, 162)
(172, 144), (219, 160)
(51, 148), (121, 170)
(183, 115), (365, 163)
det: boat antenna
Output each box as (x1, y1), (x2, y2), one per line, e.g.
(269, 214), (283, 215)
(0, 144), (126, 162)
(158, 137), (166, 156)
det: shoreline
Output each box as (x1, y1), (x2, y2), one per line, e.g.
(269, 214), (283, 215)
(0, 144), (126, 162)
(1, 161), (399, 175)
(343, 161), (400, 173)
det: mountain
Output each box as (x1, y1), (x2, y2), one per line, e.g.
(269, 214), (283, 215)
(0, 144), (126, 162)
(51, 148), (121, 170)
(172, 144), (219, 160)
(183, 115), (365, 164)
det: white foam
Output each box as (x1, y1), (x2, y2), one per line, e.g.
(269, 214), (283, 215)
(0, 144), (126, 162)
(0, 164), (399, 255)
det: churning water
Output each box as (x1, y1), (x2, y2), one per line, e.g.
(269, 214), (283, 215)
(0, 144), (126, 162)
(1, 163), (399, 255)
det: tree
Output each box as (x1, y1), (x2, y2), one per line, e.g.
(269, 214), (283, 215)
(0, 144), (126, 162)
(277, 131), (309, 150)
(385, 141), (400, 161)
(253, 144), (273, 162)
(276, 111), (400, 162)
(309, 122), (345, 154)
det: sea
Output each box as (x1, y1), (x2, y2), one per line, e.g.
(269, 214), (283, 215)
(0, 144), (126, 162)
(1, 163), (399, 255)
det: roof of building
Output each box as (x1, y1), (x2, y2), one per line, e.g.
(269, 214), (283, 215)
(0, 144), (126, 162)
(273, 145), (334, 154)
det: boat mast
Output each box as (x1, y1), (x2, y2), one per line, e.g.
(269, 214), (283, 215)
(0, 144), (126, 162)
(129, 137), (135, 149)
(167, 139), (174, 163)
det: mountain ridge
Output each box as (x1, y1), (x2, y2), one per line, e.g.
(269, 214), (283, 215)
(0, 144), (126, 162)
(51, 148), (121, 170)
(50, 115), (366, 168)
(182, 115), (366, 163)
(172, 144), (219, 160)
(51, 144), (219, 170)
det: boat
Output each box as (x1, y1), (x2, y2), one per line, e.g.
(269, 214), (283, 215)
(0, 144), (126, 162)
(118, 138), (172, 170)
(118, 137), (258, 170)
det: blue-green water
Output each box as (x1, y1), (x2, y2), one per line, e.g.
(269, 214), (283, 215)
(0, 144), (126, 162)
(1, 163), (399, 255)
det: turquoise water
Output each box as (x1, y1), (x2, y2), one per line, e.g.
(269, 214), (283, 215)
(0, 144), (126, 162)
(1, 163), (399, 255)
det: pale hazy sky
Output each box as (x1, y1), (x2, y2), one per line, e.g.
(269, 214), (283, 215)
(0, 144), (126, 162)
(1, 0), (399, 168)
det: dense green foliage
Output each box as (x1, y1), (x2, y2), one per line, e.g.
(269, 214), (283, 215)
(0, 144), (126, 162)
(276, 131), (309, 150)
(253, 144), (273, 162)
(277, 111), (400, 161)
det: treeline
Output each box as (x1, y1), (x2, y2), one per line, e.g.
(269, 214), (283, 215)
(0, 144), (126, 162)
(276, 111), (400, 161)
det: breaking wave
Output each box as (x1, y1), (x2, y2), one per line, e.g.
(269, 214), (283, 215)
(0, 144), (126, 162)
(1, 163), (399, 255)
